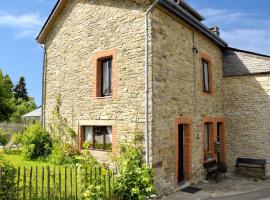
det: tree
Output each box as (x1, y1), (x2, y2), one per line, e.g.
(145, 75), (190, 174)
(14, 76), (29, 101)
(0, 70), (15, 121)
(9, 97), (36, 122)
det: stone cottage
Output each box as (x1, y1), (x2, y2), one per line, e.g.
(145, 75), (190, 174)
(37, 0), (270, 195)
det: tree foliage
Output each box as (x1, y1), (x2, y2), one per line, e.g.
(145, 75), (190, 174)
(14, 76), (29, 101)
(0, 69), (36, 122)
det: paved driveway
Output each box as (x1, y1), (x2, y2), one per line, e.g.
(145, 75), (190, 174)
(209, 188), (270, 200)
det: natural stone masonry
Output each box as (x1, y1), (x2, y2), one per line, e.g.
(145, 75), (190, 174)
(151, 7), (224, 194)
(39, 0), (270, 197)
(223, 49), (270, 176)
(43, 0), (153, 162)
(223, 74), (270, 176)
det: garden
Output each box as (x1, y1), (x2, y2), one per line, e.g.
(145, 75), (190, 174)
(0, 122), (155, 200)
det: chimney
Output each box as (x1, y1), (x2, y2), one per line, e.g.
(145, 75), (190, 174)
(209, 26), (220, 36)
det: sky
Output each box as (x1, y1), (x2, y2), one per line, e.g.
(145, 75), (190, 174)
(0, 0), (270, 106)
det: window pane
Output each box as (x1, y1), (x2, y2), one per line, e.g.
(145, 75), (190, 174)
(204, 123), (209, 152)
(203, 61), (210, 92)
(108, 60), (112, 95)
(84, 126), (94, 148)
(94, 127), (104, 150)
(105, 127), (112, 150)
(102, 61), (109, 96)
(101, 59), (112, 96)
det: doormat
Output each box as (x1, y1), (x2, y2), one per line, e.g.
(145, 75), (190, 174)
(181, 186), (202, 194)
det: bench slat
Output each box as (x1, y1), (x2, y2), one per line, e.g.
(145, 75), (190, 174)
(236, 158), (266, 165)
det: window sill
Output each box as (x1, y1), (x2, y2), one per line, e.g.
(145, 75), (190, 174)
(201, 91), (214, 96)
(88, 149), (112, 153)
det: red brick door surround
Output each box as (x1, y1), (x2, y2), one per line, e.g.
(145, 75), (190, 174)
(174, 116), (193, 186)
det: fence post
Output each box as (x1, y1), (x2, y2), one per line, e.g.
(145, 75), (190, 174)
(17, 166), (20, 200)
(36, 166), (38, 200)
(64, 167), (67, 200)
(70, 167), (72, 200)
(53, 167), (56, 200)
(48, 166), (50, 199)
(29, 167), (33, 200)
(42, 166), (44, 200)
(59, 167), (61, 200)
(23, 167), (26, 200)
(108, 169), (111, 198)
(75, 166), (77, 200)
(0, 167), (2, 196)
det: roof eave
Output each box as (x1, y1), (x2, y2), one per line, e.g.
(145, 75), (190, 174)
(36, 0), (65, 44)
(160, 0), (228, 48)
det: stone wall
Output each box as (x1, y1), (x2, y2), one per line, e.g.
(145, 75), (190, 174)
(223, 74), (270, 176)
(151, 7), (224, 194)
(43, 0), (152, 160)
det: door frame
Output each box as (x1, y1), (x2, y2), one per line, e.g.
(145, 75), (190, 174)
(174, 116), (193, 187)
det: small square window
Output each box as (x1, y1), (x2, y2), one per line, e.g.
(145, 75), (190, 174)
(83, 126), (112, 151)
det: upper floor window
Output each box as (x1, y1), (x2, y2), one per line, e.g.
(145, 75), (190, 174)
(202, 59), (210, 93)
(92, 49), (117, 99)
(101, 59), (112, 97)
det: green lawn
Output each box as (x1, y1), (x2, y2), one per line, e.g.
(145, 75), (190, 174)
(1, 153), (112, 199)
(3, 153), (53, 169)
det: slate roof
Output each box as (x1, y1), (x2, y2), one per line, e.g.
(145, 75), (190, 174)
(223, 47), (270, 77)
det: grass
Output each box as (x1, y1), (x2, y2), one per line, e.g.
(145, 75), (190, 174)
(3, 153), (53, 169)
(1, 152), (113, 199)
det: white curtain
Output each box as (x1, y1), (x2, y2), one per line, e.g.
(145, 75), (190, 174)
(203, 61), (210, 92)
(84, 126), (93, 142)
(102, 61), (109, 95)
(106, 126), (112, 144)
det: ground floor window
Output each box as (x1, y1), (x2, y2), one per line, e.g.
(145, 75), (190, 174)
(83, 126), (112, 151)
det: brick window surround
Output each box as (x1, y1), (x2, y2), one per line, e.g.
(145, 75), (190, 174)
(174, 116), (193, 187)
(199, 52), (214, 96)
(92, 49), (118, 99)
(78, 123), (117, 153)
(201, 117), (226, 164)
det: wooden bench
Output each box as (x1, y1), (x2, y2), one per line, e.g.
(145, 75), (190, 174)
(235, 157), (266, 178)
(204, 160), (227, 182)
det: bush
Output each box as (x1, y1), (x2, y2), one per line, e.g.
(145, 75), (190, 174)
(0, 129), (8, 145)
(113, 130), (155, 200)
(0, 155), (16, 199)
(21, 123), (52, 160)
(49, 143), (79, 165)
(81, 177), (107, 200)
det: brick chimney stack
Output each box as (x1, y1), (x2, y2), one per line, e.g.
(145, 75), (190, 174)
(209, 26), (220, 36)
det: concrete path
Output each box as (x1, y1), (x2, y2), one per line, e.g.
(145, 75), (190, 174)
(161, 174), (270, 200)
(209, 188), (270, 200)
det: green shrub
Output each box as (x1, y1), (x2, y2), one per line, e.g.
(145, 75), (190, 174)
(21, 123), (52, 160)
(49, 143), (79, 165)
(113, 130), (155, 200)
(0, 155), (16, 199)
(81, 178), (107, 200)
(0, 130), (8, 145)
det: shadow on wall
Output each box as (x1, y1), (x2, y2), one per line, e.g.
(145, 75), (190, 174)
(223, 48), (270, 176)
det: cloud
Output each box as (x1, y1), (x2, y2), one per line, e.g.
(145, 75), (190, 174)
(200, 8), (250, 25)
(0, 13), (44, 39)
(199, 7), (270, 55)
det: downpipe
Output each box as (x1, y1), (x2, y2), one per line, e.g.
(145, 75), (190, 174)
(145, 0), (160, 167)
